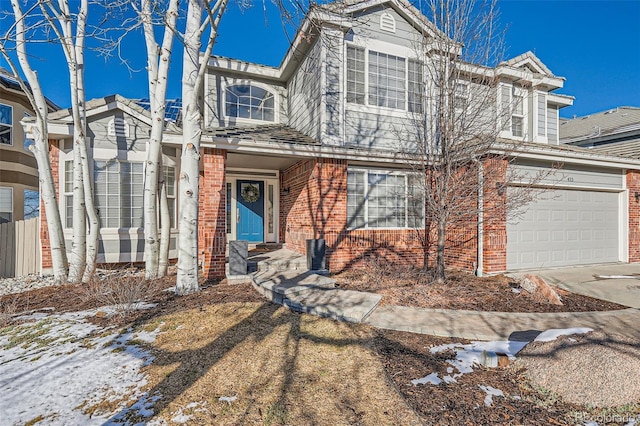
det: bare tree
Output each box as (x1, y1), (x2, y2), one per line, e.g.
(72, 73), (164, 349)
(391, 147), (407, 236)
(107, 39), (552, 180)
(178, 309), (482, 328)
(400, 0), (537, 282)
(1, 0), (69, 282)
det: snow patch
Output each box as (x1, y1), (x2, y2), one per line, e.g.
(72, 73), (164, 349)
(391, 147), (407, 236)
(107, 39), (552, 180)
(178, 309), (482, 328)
(479, 385), (504, 407)
(411, 373), (442, 386)
(534, 328), (592, 342)
(219, 395), (238, 404)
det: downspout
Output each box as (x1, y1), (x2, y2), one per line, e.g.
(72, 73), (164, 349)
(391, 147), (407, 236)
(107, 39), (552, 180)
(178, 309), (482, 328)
(473, 157), (484, 277)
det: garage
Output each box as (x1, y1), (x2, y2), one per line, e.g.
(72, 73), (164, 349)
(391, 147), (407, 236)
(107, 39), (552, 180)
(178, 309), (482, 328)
(506, 161), (624, 270)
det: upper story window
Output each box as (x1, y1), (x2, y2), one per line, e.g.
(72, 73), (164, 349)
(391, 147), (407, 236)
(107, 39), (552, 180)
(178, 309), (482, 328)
(225, 85), (275, 121)
(501, 84), (524, 138)
(0, 103), (13, 145)
(347, 46), (423, 113)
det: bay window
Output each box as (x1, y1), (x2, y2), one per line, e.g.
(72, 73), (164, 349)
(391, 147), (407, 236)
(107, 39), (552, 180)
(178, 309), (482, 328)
(347, 169), (424, 229)
(94, 160), (143, 228)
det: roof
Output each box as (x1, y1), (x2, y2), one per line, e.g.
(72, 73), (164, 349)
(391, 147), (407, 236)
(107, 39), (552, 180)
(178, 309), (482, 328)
(0, 67), (60, 111)
(205, 124), (320, 146)
(560, 106), (640, 142)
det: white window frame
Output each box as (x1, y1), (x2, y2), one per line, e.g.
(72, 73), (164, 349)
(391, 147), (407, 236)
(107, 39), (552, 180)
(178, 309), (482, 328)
(0, 102), (13, 146)
(499, 83), (526, 139)
(345, 41), (424, 116)
(347, 167), (424, 230)
(162, 165), (177, 229)
(94, 159), (144, 229)
(222, 82), (278, 123)
(0, 186), (13, 223)
(63, 160), (73, 229)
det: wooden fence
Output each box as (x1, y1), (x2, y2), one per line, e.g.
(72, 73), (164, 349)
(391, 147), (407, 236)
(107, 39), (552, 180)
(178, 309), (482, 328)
(0, 217), (40, 278)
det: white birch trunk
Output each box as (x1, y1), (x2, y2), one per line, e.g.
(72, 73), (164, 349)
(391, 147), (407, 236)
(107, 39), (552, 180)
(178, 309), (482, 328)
(141, 0), (179, 279)
(176, 0), (205, 295)
(8, 0), (68, 282)
(158, 161), (171, 277)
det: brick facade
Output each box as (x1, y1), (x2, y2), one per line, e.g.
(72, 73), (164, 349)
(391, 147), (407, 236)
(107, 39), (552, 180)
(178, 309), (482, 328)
(481, 158), (508, 274)
(199, 148), (227, 279)
(40, 140), (60, 271)
(280, 158), (494, 274)
(627, 170), (640, 263)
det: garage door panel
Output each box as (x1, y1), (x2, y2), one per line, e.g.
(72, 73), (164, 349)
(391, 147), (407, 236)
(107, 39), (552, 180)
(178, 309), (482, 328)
(507, 188), (619, 269)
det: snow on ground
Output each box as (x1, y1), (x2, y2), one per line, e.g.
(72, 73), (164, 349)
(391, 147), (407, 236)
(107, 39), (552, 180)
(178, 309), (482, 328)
(411, 328), (593, 387)
(0, 308), (162, 425)
(478, 385), (504, 407)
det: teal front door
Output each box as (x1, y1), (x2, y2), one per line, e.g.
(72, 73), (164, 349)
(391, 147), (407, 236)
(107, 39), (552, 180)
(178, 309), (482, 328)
(237, 180), (264, 242)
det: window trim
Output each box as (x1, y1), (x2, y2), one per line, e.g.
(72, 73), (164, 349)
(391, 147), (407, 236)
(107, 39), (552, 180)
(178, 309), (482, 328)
(345, 42), (424, 115)
(93, 159), (144, 230)
(222, 81), (278, 123)
(0, 102), (14, 146)
(347, 167), (425, 230)
(63, 160), (73, 229)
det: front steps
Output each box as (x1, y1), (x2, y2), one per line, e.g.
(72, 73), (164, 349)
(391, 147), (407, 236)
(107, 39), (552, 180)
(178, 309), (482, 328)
(250, 252), (382, 323)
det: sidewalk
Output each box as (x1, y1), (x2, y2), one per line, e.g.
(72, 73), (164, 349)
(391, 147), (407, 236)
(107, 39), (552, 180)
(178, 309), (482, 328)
(250, 265), (640, 342)
(365, 305), (640, 341)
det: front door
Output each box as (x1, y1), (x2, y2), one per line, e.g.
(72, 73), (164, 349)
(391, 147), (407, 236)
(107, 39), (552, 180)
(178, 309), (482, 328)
(237, 180), (264, 242)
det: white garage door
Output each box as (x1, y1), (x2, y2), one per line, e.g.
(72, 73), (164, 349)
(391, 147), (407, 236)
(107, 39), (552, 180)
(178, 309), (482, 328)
(507, 188), (620, 270)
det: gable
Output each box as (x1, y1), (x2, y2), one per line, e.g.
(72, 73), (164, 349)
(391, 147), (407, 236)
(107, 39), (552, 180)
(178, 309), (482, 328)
(86, 109), (150, 153)
(350, 4), (426, 49)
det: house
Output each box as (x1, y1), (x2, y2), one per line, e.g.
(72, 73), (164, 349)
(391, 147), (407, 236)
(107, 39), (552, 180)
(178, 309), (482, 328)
(35, 0), (640, 277)
(560, 106), (640, 159)
(0, 68), (51, 223)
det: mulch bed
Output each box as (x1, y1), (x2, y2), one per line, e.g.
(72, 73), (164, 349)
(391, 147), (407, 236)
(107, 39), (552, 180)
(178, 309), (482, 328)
(334, 267), (627, 313)
(374, 329), (579, 425)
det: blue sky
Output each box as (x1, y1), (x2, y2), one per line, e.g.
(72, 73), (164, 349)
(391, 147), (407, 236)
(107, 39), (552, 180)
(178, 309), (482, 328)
(4, 0), (639, 118)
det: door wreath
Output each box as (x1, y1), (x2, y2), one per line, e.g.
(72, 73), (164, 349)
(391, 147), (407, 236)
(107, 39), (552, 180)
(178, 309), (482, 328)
(241, 183), (260, 203)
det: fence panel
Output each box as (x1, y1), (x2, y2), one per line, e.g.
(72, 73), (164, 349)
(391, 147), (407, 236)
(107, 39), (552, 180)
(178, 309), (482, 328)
(0, 218), (39, 278)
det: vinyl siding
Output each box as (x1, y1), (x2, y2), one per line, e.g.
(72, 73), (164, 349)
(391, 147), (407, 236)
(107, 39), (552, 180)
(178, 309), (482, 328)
(288, 38), (322, 139)
(351, 6), (423, 49)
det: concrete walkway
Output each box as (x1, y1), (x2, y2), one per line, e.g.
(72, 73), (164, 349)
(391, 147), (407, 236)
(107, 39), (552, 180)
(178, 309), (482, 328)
(249, 253), (640, 341)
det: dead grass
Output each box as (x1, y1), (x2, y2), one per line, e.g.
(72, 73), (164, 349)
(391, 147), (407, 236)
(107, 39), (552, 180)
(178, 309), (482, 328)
(134, 302), (421, 425)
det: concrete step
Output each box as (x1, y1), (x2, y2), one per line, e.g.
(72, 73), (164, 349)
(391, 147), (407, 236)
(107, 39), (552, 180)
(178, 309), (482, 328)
(252, 269), (336, 304)
(284, 288), (382, 323)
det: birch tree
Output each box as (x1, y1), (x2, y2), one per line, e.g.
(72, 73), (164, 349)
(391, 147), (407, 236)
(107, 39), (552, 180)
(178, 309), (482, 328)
(137, 0), (180, 279)
(37, 0), (100, 283)
(176, 0), (228, 294)
(1, 1), (69, 282)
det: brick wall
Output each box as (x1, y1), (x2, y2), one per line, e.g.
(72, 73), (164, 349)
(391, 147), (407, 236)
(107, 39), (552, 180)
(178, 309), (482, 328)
(628, 170), (640, 262)
(198, 148), (227, 278)
(482, 158), (508, 274)
(280, 158), (486, 274)
(40, 140), (60, 271)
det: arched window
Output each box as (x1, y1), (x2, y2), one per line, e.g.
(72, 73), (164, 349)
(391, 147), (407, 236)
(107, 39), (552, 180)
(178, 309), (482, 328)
(225, 85), (275, 121)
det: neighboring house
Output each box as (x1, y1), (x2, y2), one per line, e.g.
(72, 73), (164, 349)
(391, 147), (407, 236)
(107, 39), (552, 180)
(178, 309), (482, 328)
(560, 106), (640, 159)
(35, 0), (640, 277)
(0, 68), (52, 223)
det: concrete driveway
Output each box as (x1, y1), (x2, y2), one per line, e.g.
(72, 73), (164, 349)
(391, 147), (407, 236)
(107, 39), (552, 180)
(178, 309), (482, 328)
(536, 263), (640, 309)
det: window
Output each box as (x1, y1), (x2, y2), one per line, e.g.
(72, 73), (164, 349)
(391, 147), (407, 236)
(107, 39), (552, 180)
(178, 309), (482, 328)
(225, 85), (275, 121)
(512, 88), (524, 137)
(267, 184), (274, 234)
(64, 160), (73, 228)
(537, 93), (546, 136)
(408, 59), (423, 113)
(163, 166), (176, 228)
(94, 160), (143, 228)
(346, 46), (423, 112)
(347, 169), (424, 229)
(346, 46), (365, 105)
(369, 51), (406, 109)
(0, 103), (12, 145)
(226, 182), (232, 234)
(454, 83), (468, 110)
(0, 187), (12, 223)
(23, 189), (39, 219)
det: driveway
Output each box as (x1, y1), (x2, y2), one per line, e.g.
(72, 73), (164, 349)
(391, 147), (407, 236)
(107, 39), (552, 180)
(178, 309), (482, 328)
(536, 263), (640, 309)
